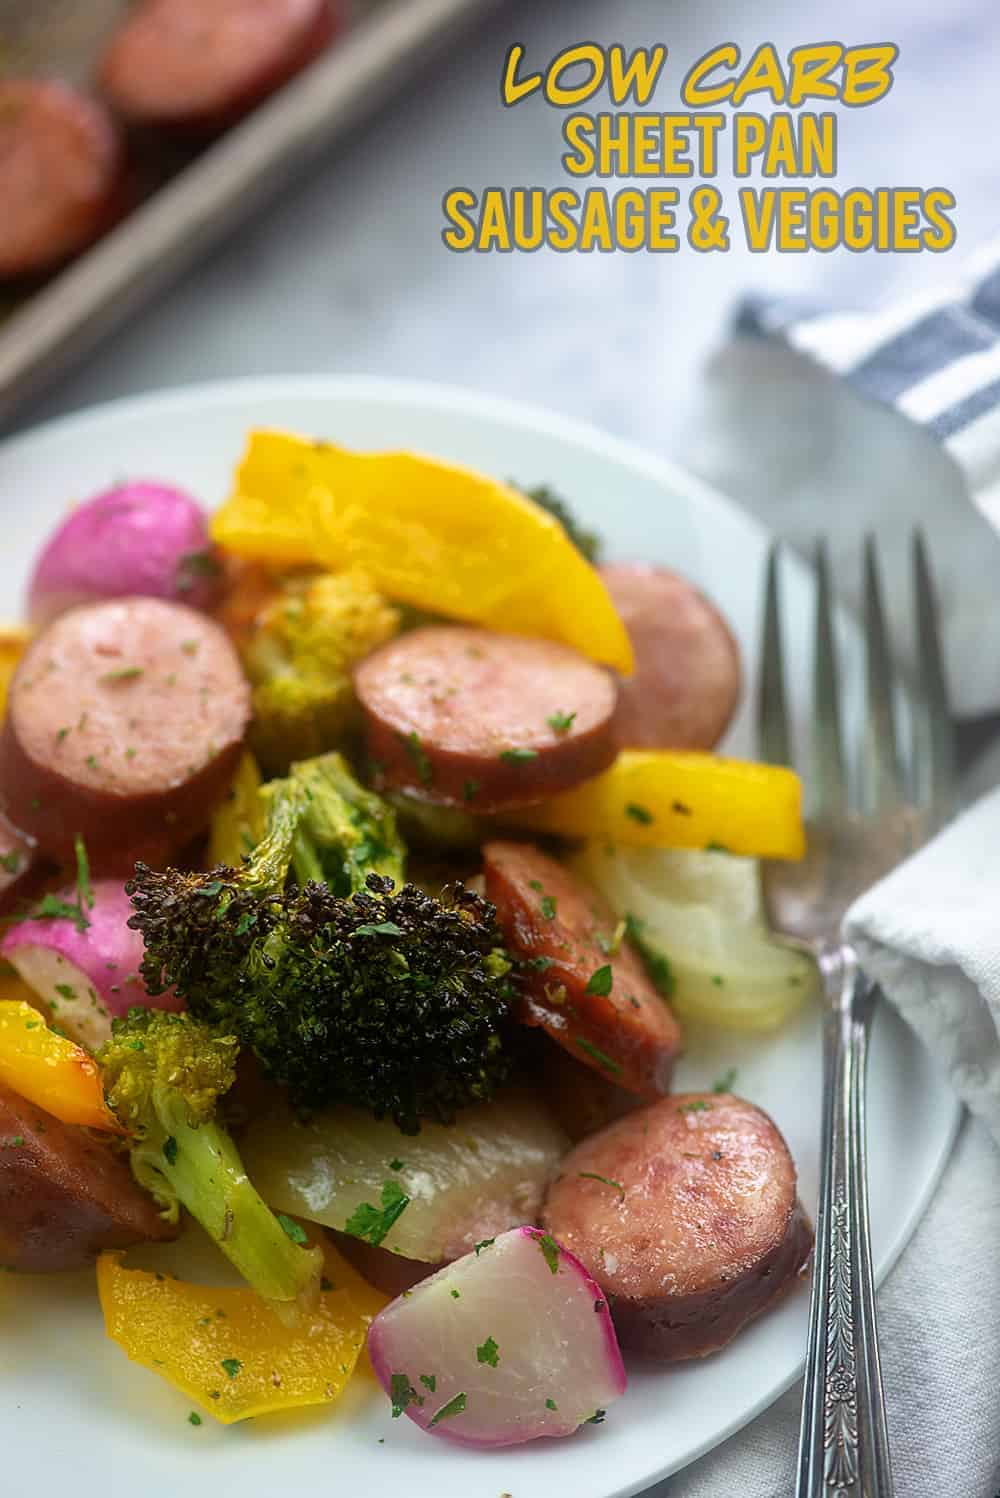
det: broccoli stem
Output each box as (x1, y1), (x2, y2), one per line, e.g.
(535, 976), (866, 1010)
(133, 1088), (321, 1305)
(244, 778), (310, 895)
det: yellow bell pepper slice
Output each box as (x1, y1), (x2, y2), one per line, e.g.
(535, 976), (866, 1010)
(0, 998), (124, 1132)
(207, 751), (266, 868)
(511, 750), (806, 861)
(212, 431), (634, 673)
(97, 1233), (385, 1424)
(0, 626), (28, 718)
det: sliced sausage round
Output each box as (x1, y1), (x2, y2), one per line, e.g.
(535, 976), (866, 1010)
(356, 627), (620, 812)
(482, 840), (682, 1096)
(99, 0), (338, 132)
(543, 1092), (813, 1361)
(0, 81), (125, 280)
(0, 1084), (175, 1272)
(600, 563), (741, 750)
(0, 598), (251, 870)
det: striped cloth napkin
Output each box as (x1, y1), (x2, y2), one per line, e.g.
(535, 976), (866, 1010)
(739, 238), (1000, 531)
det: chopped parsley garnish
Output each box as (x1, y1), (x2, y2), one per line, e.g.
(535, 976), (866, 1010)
(536, 1232), (560, 1275)
(188, 1412), (202, 1427)
(0, 850), (21, 875)
(429, 1392), (467, 1427)
(162, 1136), (178, 1166)
(74, 835), (94, 912)
(401, 731), (433, 786)
(625, 802), (654, 825)
(585, 1409), (607, 1425)
(344, 1179), (410, 1247)
(85, 755), (99, 771)
(354, 920), (404, 937)
(98, 666), (144, 684)
(180, 639), (200, 657)
(389, 1373), (422, 1417)
(473, 1238), (495, 1256)
(575, 1036), (622, 1074)
(712, 1068), (738, 1093)
(2, 1136), (25, 1149)
(705, 841), (729, 853)
(545, 1398), (558, 1411)
(220, 1358), (242, 1380)
(389, 1158), (405, 1172)
(527, 955), (554, 971)
(55, 727), (70, 744)
(54, 983), (76, 1000)
(499, 747), (538, 763)
(711, 975), (725, 987)
(277, 1213), (308, 1245)
(540, 895), (557, 920)
(584, 964), (612, 996)
(450, 1289), (461, 1299)
(528, 880), (544, 892)
(578, 1172), (625, 1200)
(419, 1374), (437, 1393)
(679, 1100), (711, 1114)
(462, 779), (480, 802)
(547, 710), (576, 734)
(32, 893), (90, 934)
(476, 1336), (500, 1367)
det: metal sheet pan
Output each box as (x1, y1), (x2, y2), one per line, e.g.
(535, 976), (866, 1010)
(0, 0), (499, 428)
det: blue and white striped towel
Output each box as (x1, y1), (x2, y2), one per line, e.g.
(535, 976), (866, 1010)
(739, 238), (1000, 529)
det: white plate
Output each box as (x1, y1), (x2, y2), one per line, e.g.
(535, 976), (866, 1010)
(0, 377), (960, 1498)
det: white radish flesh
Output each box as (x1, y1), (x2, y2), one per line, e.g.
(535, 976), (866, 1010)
(0, 880), (182, 1050)
(368, 1226), (626, 1447)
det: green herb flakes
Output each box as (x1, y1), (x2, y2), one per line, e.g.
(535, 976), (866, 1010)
(575, 1036), (622, 1074)
(162, 1136), (178, 1166)
(476, 1336), (500, 1367)
(499, 747), (539, 763)
(578, 1172), (625, 1200)
(540, 895), (557, 920)
(712, 1067), (738, 1094)
(679, 1100), (711, 1114)
(546, 1397), (558, 1411)
(402, 731), (433, 786)
(537, 1232), (560, 1275)
(344, 1179), (410, 1247)
(429, 1392), (467, 1427)
(547, 710), (576, 734)
(584, 964), (612, 996)
(220, 1358), (242, 1380)
(419, 1374), (437, 1393)
(390, 1373), (422, 1417)
(473, 1237), (495, 1256)
(188, 1412), (202, 1427)
(625, 802), (653, 825)
(277, 1213), (308, 1245)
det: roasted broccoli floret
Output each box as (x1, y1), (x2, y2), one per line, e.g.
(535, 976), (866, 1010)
(98, 1009), (322, 1305)
(284, 751), (405, 894)
(515, 482), (603, 564)
(127, 771), (513, 1134)
(242, 570), (400, 772)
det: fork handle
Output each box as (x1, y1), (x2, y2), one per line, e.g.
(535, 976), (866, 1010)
(795, 944), (894, 1498)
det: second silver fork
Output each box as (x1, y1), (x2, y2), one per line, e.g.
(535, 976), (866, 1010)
(758, 534), (955, 1498)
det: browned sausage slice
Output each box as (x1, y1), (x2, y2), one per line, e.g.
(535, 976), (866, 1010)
(356, 627), (619, 812)
(100, 0), (337, 132)
(0, 1083), (175, 1272)
(600, 563), (741, 750)
(482, 840), (682, 1095)
(0, 81), (124, 280)
(0, 598), (251, 870)
(543, 1092), (813, 1360)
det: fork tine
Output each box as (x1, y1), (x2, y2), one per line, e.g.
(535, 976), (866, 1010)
(912, 529), (956, 821)
(812, 540), (848, 814)
(861, 536), (903, 813)
(758, 543), (792, 766)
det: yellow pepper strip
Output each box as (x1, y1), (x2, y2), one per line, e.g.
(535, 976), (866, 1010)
(207, 751), (266, 868)
(97, 1232), (386, 1424)
(212, 431), (634, 673)
(0, 626), (28, 718)
(0, 998), (124, 1132)
(510, 750), (806, 861)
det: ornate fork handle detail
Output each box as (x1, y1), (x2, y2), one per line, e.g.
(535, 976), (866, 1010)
(796, 944), (894, 1498)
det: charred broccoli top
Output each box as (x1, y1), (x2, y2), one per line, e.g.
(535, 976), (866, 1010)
(128, 763), (512, 1133)
(98, 1009), (322, 1305)
(241, 570), (400, 773)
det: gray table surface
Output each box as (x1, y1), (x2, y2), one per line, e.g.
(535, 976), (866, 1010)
(10, 0), (1000, 1491)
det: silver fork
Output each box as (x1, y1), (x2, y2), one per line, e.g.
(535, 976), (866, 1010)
(758, 533), (955, 1498)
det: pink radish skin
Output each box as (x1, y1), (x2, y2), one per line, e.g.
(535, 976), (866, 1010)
(28, 481), (219, 626)
(0, 880), (182, 1050)
(367, 1226), (626, 1448)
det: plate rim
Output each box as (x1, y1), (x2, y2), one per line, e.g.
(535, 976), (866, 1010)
(2, 373), (963, 1494)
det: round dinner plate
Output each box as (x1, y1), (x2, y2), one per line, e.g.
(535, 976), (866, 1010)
(0, 376), (960, 1498)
